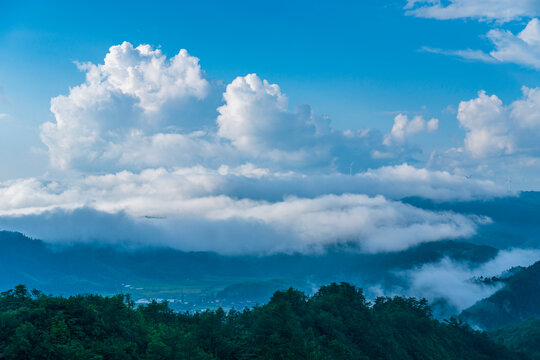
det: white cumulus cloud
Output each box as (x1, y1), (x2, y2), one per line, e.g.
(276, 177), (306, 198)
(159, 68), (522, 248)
(383, 113), (438, 146)
(457, 91), (513, 158)
(40, 43), (397, 173)
(40, 42), (221, 171)
(218, 74), (318, 153)
(456, 88), (540, 159)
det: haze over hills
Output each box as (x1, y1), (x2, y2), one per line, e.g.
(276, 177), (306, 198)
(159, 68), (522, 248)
(0, 230), (496, 309)
(2, 191), (540, 318)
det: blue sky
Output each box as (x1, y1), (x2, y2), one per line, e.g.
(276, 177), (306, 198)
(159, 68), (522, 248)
(1, 1), (535, 118)
(1, 0), (540, 254)
(3, 0), (540, 180)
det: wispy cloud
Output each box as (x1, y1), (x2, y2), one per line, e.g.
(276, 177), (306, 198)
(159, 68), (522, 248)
(422, 18), (540, 70)
(421, 46), (497, 63)
(487, 18), (540, 69)
(405, 0), (540, 22)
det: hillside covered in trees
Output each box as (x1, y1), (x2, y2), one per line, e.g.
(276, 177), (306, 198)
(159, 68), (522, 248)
(489, 318), (540, 360)
(461, 260), (540, 329)
(0, 283), (523, 360)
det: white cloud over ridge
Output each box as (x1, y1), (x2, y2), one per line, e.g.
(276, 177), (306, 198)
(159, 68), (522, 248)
(0, 163), (503, 254)
(0, 164), (505, 217)
(405, 0), (540, 22)
(0, 201), (477, 255)
(0, 184), (479, 255)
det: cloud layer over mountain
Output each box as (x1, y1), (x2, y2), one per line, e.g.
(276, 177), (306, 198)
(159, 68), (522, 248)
(0, 163), (501, 254)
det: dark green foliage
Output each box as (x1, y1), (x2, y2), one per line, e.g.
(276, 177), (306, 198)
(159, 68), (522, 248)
(489, 319), (540, 360)
(0, 283), (523, 360)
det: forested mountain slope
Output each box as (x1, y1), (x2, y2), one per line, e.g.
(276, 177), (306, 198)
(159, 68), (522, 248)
(461, 260), (540, 329)
(489, 319), (540, 360)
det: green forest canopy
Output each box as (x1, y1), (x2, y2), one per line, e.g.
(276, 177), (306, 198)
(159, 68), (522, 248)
(0, 283), (524, 360)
